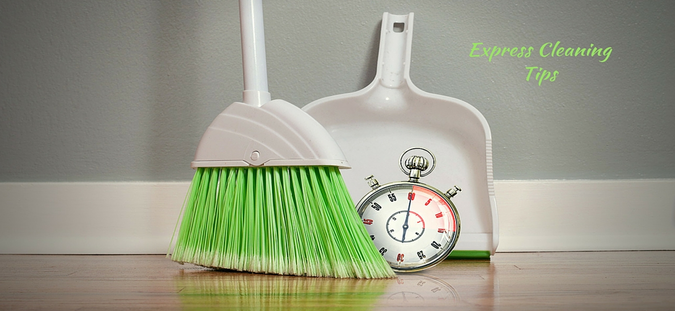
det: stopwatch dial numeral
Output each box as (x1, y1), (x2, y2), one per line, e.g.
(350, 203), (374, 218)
(388, 193), (397, 202)
(417, 250), (426, 259)
(425, 198), (432, 206)
(435, 212), (443, 218)
(397, 253), (404, 263)
(371, 202), (382, 211)
(408, 192), (415, 200)
(438, 228), (446, 233)
(379, 247), (387, 255)
(363, 219), (373, 225)
(370, 234), (375, 240)
(431, 241), (441, 249)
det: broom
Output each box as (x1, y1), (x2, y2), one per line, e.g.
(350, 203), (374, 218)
(169, 0), (395, 279)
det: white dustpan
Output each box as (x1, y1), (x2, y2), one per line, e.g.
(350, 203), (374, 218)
(303, 13), (498, 257)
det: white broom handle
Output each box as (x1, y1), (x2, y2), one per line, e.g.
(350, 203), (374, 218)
(240, 0), (271, 106)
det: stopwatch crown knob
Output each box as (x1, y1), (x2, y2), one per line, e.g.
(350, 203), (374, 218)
(405, 155), (429, 171)
(399, 147), (436, 180)
(405, 155), (429, 182)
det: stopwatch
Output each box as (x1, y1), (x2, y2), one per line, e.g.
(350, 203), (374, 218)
(356, 147), (461, 272)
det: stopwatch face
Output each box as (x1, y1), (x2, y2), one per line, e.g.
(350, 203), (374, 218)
(356, 182), (460, 272)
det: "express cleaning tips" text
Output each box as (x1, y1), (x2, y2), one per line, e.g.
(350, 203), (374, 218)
(469, 41), (613, 85)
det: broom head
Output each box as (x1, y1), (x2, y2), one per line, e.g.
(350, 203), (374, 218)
(170, 99), (395, 279)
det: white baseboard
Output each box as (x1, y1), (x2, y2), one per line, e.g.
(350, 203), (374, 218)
(1, 179), (674, 254)
(494, 179), (675, 252)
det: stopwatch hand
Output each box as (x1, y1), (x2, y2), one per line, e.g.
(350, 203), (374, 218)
(401, 197), (413, 242)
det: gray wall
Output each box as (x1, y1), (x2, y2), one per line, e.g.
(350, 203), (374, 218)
(1, 0), (674, 182)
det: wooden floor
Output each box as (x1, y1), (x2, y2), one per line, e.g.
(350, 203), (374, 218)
(1, 252), (674, 310)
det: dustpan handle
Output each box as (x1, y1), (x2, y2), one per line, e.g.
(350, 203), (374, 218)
(240, 0), (271, 106)
(378, 13), (414, 88)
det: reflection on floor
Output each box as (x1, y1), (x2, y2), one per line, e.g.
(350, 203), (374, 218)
(1, 252), (674, 310)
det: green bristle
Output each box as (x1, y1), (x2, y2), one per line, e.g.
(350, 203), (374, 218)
(171, 166), (395, 279)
